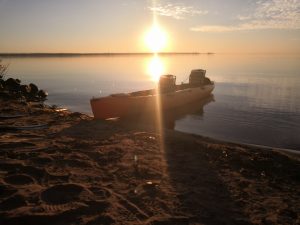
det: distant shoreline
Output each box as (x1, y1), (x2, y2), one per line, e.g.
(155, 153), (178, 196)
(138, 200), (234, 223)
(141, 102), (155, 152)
(0, 52), (215, 58)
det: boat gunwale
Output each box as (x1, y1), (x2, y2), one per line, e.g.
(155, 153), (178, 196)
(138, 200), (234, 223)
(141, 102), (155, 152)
(90, 83), (215, 102)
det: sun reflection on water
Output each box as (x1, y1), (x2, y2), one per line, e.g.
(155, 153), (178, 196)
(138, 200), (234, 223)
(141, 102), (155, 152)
(147, 54), (165, 82)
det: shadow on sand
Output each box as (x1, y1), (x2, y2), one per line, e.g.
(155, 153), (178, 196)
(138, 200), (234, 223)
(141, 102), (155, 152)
(162, 130), (250, 224)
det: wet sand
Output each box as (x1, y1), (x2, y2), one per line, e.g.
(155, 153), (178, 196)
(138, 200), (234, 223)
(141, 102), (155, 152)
(0, 99), (299, 225)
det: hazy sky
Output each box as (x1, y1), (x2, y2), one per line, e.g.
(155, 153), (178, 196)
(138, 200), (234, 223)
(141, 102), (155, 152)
(0, 0), (299, 53)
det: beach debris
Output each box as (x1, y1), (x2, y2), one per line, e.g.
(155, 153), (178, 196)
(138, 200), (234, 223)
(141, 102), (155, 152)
(54, 108), (68, 112)
(134, 181), (160, 196)
(49, 104), (67, 112)
(144, 181), (159, 191)
(105, 117), (120, 121)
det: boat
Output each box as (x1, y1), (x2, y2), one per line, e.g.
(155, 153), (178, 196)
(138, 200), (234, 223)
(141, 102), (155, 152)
(90, 69), (214, 119)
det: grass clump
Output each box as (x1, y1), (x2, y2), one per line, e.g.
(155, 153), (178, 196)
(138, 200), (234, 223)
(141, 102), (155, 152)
(0, 60), (8, 79)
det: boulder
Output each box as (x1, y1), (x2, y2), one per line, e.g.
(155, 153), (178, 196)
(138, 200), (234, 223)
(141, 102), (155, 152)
(29, 83), (39, 95)
(38, 89), (48, 99)
(20, 85), (31, 95)
(5, 78), (20, 91)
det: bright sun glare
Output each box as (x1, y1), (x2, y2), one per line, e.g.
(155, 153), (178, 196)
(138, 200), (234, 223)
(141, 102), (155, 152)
(147, 56), (165, 82)
(145, 25), (167, 53)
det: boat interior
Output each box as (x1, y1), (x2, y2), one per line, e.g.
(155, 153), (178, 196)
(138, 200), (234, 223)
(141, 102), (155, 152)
(110, 69), (213, 97)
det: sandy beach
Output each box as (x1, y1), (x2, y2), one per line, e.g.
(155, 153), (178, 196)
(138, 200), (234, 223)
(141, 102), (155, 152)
(0, 98), (299, 225)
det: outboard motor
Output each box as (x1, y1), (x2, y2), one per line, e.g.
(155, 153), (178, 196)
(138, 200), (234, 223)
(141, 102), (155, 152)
(159, 75), (176, 93)
(189, 69), (206, 86)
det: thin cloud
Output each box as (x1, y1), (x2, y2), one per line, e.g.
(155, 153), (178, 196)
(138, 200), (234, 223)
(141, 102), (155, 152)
(191, 0), (300, 32)
(149, 3), (208, 20)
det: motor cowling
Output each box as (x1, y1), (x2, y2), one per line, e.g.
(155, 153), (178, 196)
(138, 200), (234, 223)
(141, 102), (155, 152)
(189, 69), (206, 86)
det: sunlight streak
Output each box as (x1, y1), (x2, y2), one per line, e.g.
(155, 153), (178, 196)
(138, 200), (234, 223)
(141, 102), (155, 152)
(148, 0), (166, 154)
(145, 0), (168, 53)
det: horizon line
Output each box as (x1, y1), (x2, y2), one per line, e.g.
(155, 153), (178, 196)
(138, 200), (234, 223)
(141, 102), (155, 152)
(0, 52), (299, 57)
(0, 52), (215, 57)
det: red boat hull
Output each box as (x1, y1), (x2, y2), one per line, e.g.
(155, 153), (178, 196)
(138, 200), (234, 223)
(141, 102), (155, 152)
(90, 84), (214, 119)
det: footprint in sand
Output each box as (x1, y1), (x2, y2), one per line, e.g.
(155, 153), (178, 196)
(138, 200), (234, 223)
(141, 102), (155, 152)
(89, 187), (111, 200)
(4, 174), (35, 185)
(0, 163), (47, 183)
(0, 185), (17, 197)
(0, 162), (23, 172)
(41, 183), (89, 205)
(31, 156), (53, 165)
(0, 194), (27, 211)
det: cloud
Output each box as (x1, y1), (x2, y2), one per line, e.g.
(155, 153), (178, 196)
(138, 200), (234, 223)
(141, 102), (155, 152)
(191, 0), (300, 32)
(149, 3), (208, 20)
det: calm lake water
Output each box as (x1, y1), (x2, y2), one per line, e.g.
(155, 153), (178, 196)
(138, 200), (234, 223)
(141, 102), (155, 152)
(1, 54), (300, 150)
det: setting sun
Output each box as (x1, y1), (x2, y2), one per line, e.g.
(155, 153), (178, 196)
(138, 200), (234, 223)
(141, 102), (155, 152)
(145, 25), (167, 53)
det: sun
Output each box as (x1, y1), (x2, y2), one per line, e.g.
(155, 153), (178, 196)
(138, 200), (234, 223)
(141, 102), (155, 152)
(145, 25), (167, 53)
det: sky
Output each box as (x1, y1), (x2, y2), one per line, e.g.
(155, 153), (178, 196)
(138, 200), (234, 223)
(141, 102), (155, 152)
(0, 0), (299, 53)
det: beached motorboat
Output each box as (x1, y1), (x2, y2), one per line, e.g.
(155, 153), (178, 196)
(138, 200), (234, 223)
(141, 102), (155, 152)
(90, 69), (214, 119)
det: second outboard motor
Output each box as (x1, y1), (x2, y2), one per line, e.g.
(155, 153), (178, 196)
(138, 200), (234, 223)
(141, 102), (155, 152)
(189, 69), (206, 86)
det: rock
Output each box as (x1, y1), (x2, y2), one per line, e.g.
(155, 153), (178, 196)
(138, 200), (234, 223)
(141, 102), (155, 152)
(29, 83), (39, 95)
(0, 77), (47, 102)
(20, 85), (31, 95)
(5, 78), (20, 91)
(38, 89), (48, 99)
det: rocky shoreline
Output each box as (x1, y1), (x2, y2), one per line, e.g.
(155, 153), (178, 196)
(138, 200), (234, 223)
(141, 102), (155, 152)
(0, 90), (299, 224)
(0, 76), (48, 102)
